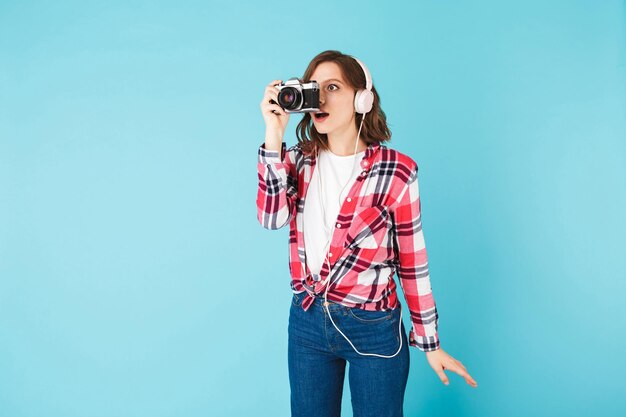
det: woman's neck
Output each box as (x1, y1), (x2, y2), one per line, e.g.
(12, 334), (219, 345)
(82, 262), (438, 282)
(326, 125), (367, 156)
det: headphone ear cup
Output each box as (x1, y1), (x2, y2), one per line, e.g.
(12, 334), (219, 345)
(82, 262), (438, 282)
(354, 89), (374, 114)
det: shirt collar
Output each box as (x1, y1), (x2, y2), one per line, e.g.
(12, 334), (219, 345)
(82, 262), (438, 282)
(311, 141), (381, 169)
(361, 141), (381, 171)
(364, 141), (381, 162)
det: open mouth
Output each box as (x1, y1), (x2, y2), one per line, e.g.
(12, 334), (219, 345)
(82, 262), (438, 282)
(314, 112), (329, 121)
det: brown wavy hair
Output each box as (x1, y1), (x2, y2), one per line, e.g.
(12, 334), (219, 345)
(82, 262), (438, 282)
(296, 50), (392, 157)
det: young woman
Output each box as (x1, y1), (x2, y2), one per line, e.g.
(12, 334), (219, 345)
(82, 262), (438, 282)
(257, 50), (477, 417)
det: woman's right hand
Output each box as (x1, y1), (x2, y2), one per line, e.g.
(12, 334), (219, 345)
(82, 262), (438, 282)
(260, 79), (290, 143)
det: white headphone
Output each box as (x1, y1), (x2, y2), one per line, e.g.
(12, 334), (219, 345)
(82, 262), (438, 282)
(303, 55), (404, 359)
(352, 56), (375, 115)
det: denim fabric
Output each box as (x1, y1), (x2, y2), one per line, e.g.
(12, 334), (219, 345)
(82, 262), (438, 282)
(288, 291), (410, 417)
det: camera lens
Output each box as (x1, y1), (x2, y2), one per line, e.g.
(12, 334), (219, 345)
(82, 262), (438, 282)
(278, 87), (301, 110)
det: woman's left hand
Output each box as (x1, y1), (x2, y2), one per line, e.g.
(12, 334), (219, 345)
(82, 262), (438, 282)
(425, 348), (478, 388)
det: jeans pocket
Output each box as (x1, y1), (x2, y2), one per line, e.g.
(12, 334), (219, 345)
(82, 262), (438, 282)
(341, 307), (403, 356)
(347, 307), (394, 323)
(291, 292), (303, 307)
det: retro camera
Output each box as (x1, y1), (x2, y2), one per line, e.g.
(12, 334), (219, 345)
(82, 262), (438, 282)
(275, 78), (320, 113)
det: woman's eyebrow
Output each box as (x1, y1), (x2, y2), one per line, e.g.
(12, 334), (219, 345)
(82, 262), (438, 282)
(318, 78), (344, 84)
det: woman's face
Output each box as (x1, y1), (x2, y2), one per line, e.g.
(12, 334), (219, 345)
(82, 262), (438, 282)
(309, 61), (356, 136)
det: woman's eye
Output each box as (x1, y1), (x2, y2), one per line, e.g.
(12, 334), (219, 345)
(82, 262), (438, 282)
(327, 84), (339, 91)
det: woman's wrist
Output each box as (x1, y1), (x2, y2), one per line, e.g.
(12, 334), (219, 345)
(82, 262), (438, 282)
(264, 129), (284, 152)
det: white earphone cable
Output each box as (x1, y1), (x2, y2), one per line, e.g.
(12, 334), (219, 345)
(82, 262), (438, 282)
(301, 112), (403, 359)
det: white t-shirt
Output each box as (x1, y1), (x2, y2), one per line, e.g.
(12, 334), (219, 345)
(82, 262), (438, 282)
(304, 148), (366, 276)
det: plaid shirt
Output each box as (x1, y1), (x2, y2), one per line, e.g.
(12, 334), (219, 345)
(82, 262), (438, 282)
(256, 140), (440, 352)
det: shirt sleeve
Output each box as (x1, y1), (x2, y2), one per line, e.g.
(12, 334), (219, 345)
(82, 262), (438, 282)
(256, 141), (298, 230)
(392, 165), (440, 352)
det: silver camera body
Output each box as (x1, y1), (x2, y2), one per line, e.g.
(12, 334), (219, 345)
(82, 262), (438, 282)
(276, 77), (320, 113)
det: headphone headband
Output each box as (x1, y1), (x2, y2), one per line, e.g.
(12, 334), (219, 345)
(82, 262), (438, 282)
(351, 56), (372, 91)
(350, 56), (374, 114)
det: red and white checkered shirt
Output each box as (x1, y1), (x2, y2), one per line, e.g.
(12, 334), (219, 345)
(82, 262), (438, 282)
(257, 140), (440, 352)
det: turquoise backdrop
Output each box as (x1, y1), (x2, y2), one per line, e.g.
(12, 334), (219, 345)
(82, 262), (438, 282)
(1, 1), (624, 416)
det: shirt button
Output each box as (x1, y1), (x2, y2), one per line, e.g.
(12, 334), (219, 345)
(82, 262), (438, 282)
(346, 197), (352, 202)
(329, 252), (333, 257)
(363, 161), (369, 166)
(336, 223), (341, 228)
(361, 171), (367, 176)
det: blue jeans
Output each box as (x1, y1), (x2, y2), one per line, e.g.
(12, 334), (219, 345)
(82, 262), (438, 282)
(288, 291), (410, 417)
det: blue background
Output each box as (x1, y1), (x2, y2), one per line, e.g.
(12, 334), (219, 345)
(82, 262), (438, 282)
(1, 1), (624, 416)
